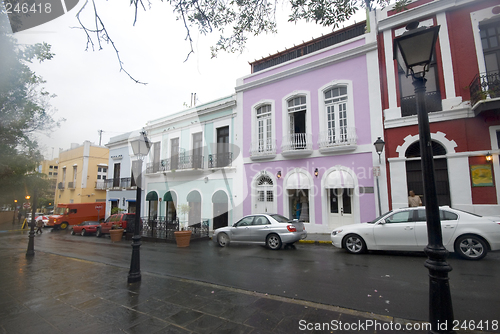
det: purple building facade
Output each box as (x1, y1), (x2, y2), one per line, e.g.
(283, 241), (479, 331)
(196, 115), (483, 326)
(235, 16), (388, 233)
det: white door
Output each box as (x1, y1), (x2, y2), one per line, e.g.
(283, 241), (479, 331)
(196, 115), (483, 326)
(255, 175), (274, 214)
(328, 188), (354, 230)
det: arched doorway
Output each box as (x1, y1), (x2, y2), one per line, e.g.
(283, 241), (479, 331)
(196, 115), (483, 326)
(212, 190), (228, 230)
(255, 174), (274, 214)
(284, 170), (311, 221)
(145, 191), (158, 220)
(163, 191), (177, 222)
(405, 141), (451, 206)
(325, 169), (355, 229)
(186, 191), (202, 225)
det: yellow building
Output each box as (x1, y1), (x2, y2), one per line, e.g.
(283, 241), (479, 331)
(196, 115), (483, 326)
(55, 141), (109, 206)
(39, 158), (59, 211)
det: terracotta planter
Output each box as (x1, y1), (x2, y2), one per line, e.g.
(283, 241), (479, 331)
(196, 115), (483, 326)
(174, 230), (192, 247)
(109, 229), (124, 242)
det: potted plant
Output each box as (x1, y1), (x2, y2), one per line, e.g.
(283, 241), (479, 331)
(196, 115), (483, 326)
(109, 224), (124, 242)
(174, 203), (192, 247)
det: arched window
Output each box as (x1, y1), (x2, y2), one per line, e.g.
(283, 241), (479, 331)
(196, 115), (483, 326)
(324, 86), (348, 144)
(256, 104), (272, 153)
(405, 141), (450, 206)
(287, 96), (307, 149)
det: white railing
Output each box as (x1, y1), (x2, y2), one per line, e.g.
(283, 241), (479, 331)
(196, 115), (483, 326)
(318, 127), (357, 150)
(250, 139), (277, 158)
(281, 133), (313, 153)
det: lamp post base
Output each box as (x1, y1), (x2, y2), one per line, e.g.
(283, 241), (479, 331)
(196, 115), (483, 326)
(128, 235), (142, 283)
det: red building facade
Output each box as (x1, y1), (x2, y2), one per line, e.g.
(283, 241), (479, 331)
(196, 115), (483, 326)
(377, 0), (500, 215)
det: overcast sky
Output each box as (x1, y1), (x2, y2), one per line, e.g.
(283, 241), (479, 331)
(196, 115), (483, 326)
(12, 1), (364, 160)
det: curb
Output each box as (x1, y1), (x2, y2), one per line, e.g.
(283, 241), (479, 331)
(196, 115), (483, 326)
(298, 239), (331, 245)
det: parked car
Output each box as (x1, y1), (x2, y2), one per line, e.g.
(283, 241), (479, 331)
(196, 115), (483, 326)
(213, 214), (307, 250)
(96, 213), (141, 237)
(35, 213), (49, 226)
(331, 207), (500, 260)
(71, 221), (100, 236)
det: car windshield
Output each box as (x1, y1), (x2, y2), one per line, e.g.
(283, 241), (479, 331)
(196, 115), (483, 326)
(54, 207), (68, 215)
(269, 214), (291, 223)
(366, 211), (393, 224)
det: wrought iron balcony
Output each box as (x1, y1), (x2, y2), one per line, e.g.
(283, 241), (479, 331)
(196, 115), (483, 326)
(318, 127), (357, 152)
(281, 133), (313, 157)
(156, 155), (205, 172)
(208, 152), (233, 168)
(470, 71), (500, 107)
(95, 180), (106, 190)
(250, 139), (277, 159)
(67, 182), (75, 189)
(400, 90), (442, 117)
(57, 182), (65, 190)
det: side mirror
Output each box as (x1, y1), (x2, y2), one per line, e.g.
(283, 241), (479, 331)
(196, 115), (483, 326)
(379, 219), (388, 225)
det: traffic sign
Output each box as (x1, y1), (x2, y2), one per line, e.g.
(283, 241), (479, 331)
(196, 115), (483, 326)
(23, 202), (30, 209)
(95, 205), (102, 210)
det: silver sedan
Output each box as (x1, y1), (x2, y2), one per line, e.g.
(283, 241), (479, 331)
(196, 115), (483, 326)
(213, 214), (307, 250)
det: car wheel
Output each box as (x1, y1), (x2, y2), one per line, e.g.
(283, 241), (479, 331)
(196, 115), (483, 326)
(266, 234), (282, 250)
(343, 234), (367, 254)
(71, 229), (75, 235)
(60, 222), (69, 230)
(96, 228), (102, 238)
(81, 229), (86, 236)
(217, 233), (229, 247)
(454, 235), (488, 260)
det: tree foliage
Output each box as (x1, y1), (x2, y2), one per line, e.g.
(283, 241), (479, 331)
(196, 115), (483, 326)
(76, 0), (409, 83)
(0, 11), (59, 205)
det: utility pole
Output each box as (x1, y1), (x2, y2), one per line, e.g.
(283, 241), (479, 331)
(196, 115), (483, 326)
(98, 130), (103, 146)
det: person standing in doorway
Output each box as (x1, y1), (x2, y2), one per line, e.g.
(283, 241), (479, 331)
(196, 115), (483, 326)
(408, 190), (422, 207)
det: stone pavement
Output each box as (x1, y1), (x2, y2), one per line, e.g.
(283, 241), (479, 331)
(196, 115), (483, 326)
(0, 227), (491, 333)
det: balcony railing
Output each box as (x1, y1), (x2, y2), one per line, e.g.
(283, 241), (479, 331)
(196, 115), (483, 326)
(318, 127), (357, 151)
(95, 180), (106, 190)
(281, 133), (313, 155)
(470, 71), (500, 106)
(148, 155), (205, 173)
(101, 178), (135, 190)
(67, 182), (75, 189)
(57, 182), (65, 190)
(250, 139), (277, 159)
(401, 91), (442, 117)
(208, 152), (233, 168)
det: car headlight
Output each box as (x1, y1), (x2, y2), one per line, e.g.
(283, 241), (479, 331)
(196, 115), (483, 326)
(331, 229), (343, 236)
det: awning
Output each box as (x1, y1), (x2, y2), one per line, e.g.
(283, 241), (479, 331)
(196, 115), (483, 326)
(212, 190), (228, 203)
(146, 191), (158, 201)
(163, 191), (177, 202)
(285, 172), (311, 189)
(126, 199), (136, 202)
(187, 191), (201, 203)
(325, 170), (355, 188)
(108, 198), (119, 202)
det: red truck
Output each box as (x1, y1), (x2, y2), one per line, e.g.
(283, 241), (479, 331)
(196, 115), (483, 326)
(47, 202), (105, 230)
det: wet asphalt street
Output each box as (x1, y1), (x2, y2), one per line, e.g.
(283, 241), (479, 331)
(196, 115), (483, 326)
(0, 228), (499, 333)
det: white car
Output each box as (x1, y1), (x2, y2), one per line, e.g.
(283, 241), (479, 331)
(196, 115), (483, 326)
(331, 207), (500, 260)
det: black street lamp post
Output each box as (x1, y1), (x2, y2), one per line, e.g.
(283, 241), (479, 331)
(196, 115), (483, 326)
(26, 190), (37, 257)
(394, 22), (454, 333)
(373, 137), (385, 216)
(128, 131), (151, 284)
